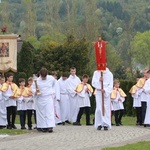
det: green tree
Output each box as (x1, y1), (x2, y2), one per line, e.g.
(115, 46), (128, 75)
(18, 41), (34, 78)
(130, 31), (150, 67)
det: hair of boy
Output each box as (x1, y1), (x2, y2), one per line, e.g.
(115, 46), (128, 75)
(70, 67), (76, 71)
(52, 71), (57, 76)
(28, 77), (33, 81)
(18, 78), (25, 83)
(146, 69), (150, 74)
(0, 76), (5, 79)
(62, 72), (68, 77)
(40, 68), (48, 77)
(6, 72), (13, 78)
(82, 74), (89, 79)
(113, 79), (120, 85)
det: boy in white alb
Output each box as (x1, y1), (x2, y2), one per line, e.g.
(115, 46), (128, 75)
(0, 76), (7, 129)
(15, 78), (31, 129)
(1, 73), (18, 129)
(111, 80), (126, 126)
(58, 72), (70, 125)
(129, 76), (142, 125)
(67, 67), (81, 123)
(26, 77), (36, 130)
(73, 74), (93, 126)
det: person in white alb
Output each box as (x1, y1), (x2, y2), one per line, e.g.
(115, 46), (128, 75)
(15, 78), (31, 129)
(73, 74), (93, 126)
(0, 76), (7, 129)
(58, 72), (70, 125)
(67, 67), (81, 123)
(111, 79), (127, 126)
(31, 68), (55, 133)
(129, 76), (142, 125)
(1, 73), (18, 129)
(92, 68), (113, 130)
(143, 70), (150, 127)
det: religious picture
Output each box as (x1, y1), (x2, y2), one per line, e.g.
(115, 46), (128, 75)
(0, 42), (9, 57)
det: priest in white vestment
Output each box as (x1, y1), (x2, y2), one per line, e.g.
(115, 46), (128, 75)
(92, 68), (113, 130)
(58, 72), (70, 124)
(67, 67), (81, 123)
(0, 77), (7, 128)
(31, 68), (55, 132)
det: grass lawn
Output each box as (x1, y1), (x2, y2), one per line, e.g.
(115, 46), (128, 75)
(80, 115), (136, 126)
(103, 141), (150, 150)
(0, 129), (27, 135)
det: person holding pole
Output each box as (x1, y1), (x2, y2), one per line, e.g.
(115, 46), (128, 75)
(92, 35), (113, 131)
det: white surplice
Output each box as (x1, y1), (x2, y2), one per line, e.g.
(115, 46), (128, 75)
(77, 85), (92, 108)
(143, 78), (150, 124)
(67, 75), (81, 122)
(31, 75), (55, 128)
(0, 84), (7, 126)
(2, 85), (17, 107)
(132, 88), (141, 108)
(58, 77), (70, 122)
(92, 68), (113, 128)
(111, 91), (125, 111)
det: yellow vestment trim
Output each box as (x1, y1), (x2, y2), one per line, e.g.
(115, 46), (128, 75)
(75, 83), (93, 93)
(111, 88), (127, 99)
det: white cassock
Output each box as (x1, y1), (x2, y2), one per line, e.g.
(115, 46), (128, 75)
(0, 84), (7, 126)
(58, 77), (70, 122)
(92, 68), (113, 128)
(143, 78), (150, 124)
(67, 75), (81, 122)
(111, 91), (125, 111)
(53, 78), (61, 124)
(31, 75), (55, 128)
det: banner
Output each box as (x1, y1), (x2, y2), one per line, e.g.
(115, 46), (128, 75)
(0, 34), (17, 72)
(94, 40), (107, 71)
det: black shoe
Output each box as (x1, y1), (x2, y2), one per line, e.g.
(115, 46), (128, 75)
(41, 128), (48, 132)
(12, 125), (17, 129)
(21, 126), (26, 130)
(86, 123), (93, 126)
(73, 122), (81, 126)
(119, 122), (123, 126)
(62, 122), (65, 125)
(144, 124), (147, 127)
(7, 125), (12, 129)
(48, 128), (53, 133)
(57, 122), (63, 125)
(97, 126), (102, 130)
(28, 127), (32, 130)
(0, 126), (6, 129)
(37, 128), (42, 131)
(104, 126), (108, 130)
(111, 123), (115, 126)
(65, 120), (71, 124)
(34, 126), (37, 129)
(116, 123), (120, 126)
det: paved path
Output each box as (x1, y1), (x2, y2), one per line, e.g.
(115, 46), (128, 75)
(0, 125), (150, 150)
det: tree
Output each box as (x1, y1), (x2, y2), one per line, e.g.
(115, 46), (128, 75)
(18, 41), (34, 78)
(34, 34), (90, 76)
(130, 31), (150, 67)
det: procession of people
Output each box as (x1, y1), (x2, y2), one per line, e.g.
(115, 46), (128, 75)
(0, 36), (150, 133)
